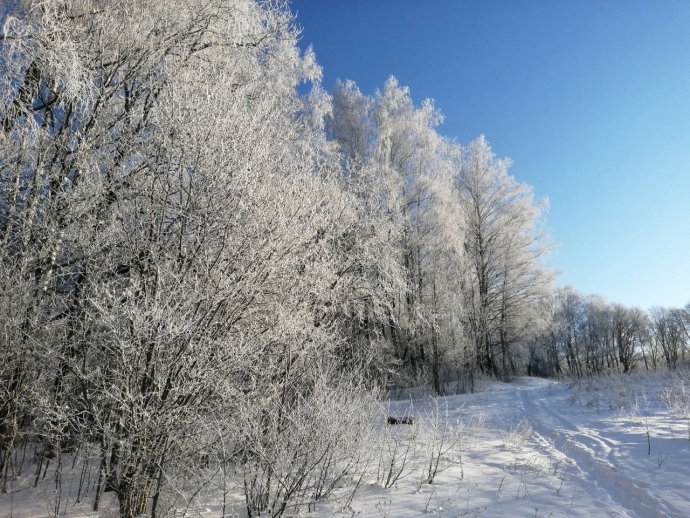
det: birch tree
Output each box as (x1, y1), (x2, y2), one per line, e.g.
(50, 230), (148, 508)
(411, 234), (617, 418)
(328, 78), (471, 391)
(456, 136), (553, 379)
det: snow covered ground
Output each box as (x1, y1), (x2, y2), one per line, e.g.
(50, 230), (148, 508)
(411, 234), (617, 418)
(330, 374), (690, 518)
(3, 373), (690, 517)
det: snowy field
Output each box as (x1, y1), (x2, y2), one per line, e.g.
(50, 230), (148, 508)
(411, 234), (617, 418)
(318, 374), (690, 518)
(3, 372), (690, 518)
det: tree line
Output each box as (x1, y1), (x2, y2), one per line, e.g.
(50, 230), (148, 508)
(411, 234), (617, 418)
(0, 1), (687, 516)
(532, 287), (690, 378)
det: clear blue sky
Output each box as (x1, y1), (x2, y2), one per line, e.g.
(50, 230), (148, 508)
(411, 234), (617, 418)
(291, 0), (690, 310)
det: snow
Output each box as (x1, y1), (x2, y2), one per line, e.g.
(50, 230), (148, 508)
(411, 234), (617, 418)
(3, 372), (690, 517)
(333, 374), (690, 518)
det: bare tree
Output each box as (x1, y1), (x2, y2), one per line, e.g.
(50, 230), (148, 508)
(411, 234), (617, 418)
(611, 305), (644, 374)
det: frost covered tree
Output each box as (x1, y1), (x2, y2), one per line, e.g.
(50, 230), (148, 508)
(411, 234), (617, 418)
(455, 136), (553, 379)
(612, 304), (645, 373)
(649, 307), (688, 370)
(329, 81), (557, 387)
(537, 287), (675, 377)
(0, 1), (391, 516)
(328, 78), (471, 392)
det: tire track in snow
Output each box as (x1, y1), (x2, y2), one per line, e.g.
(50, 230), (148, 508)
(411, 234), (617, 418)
(526, 391), (619, 468)
(517, 386), (682, 518)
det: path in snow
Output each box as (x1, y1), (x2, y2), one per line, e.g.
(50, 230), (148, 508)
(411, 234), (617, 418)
(511, 378), (686, 518)
(337, 376), (690, 518)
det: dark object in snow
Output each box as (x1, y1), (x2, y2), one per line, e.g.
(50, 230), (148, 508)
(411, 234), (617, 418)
(387, 416), (414, 425)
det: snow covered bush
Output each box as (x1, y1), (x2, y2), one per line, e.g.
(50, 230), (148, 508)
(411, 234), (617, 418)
(237, 369), (380, 517)
(418, 399), (465, 484)
(661, 379), (690, 440)
(567, 372), (645, 411)
(502, 418), (533, 452)
(375, 407), (422, 489)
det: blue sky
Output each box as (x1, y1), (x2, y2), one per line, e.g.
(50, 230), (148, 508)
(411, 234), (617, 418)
(291, 0), (690, 310)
